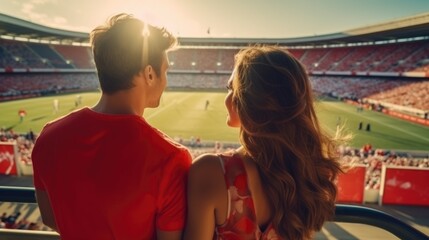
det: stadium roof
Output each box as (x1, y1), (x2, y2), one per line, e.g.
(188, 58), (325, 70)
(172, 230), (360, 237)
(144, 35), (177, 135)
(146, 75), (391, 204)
(0, 13), (88, 43)
(1, 12), (429, 46)
(179, 12), (429, 47)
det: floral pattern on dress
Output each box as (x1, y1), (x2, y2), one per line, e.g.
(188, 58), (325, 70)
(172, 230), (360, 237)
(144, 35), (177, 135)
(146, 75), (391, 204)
(214, 153), (282, 240)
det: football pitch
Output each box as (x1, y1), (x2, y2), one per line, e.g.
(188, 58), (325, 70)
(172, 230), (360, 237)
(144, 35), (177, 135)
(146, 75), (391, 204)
(1, 91), (429, 151)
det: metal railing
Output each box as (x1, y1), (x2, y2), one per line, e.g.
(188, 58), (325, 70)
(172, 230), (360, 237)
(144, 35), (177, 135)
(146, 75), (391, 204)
(335, 204), (429, 240)
(1, 186), (428, 240)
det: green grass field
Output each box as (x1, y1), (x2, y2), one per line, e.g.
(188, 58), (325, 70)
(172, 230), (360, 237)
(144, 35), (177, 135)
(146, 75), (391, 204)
(1, 91), (429, 151)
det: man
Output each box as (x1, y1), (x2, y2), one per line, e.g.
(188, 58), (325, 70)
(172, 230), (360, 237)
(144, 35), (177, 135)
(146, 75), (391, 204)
(18, 109), (26, 122)
(32, 13), (191, 240)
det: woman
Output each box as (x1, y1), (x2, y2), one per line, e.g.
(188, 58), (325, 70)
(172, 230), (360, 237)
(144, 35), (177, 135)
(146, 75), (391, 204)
(185, 46), (343, 240)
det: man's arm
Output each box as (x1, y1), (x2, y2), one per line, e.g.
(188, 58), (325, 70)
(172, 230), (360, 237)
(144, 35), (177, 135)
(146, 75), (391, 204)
(35, 189), (58, 232)
(156, 149), (192, 240)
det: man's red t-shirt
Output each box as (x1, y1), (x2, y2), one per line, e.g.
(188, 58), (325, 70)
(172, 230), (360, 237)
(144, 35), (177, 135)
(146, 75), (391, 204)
(32, 107), (192, 239)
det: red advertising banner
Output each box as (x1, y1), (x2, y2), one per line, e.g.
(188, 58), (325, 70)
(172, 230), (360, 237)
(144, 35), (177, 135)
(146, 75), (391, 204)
(382, 109), (429, 127)
(381, 166), (429, 206)
(336, 165), (366, 203)
(0, 142), (19, 176)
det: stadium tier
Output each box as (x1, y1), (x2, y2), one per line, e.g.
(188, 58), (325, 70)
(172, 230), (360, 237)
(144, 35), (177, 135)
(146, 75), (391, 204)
(0, 73), (99, 101)
(2, 38), (429, 117)
(1, 16), (429, 139)
(2, 38), (429, 74)
(169, 42), (429, 74)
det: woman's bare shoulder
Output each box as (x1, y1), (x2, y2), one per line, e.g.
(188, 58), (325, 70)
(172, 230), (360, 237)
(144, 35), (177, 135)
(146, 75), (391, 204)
(188, 153), (226, 197)
(190, 153), (223, 177)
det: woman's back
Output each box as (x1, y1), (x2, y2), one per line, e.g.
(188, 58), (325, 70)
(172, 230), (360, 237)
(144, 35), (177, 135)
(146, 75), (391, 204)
(216, 150), (277, 239)
(186, 149), (280, 240)
(185, 46), (343, 240)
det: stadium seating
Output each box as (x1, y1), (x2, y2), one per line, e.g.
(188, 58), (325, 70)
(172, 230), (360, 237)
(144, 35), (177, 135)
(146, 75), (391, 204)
(299, 48), (330, 71)
(330, 46), (376, 71)
(52, 45), (95, 69)
(2, 39), (429, 73)
(310, 76), (429, 111)
(168, 48), (238, 72)
(395, 41), (429, 72)
(27, 43), (72, 69)
(0, 39), (48, 68)
(1, 38), (429, 114)
(167, 73), (229, 89)
(314, 47), (352, 71)
(0, 73), (99, 101)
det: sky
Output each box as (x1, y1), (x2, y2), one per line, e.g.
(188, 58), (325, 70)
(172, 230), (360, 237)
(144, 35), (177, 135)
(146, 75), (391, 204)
(1, 0), (429, 38)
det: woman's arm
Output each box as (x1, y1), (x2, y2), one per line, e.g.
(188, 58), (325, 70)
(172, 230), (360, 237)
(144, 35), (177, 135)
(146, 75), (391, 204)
(184, 154), (225, 240)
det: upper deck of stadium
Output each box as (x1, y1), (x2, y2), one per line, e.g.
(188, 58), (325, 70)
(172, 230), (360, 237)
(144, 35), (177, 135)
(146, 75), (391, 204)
(1, 12), (429, 112)
(1, 12), (429, 46)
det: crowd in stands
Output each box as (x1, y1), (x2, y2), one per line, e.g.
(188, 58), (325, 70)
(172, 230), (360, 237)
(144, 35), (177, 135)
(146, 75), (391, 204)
(2, 38), (429, 73)
(4, 127), (426, 177)
(0, 73), (99, 101)
(338, 143), (429, 191)
(0, 211), (43, 231)
(367, 80), (429, 111)
(296, 40), (429, 73)
(0, 130), (428, 231)
(0, 42), (48, 69)
(310, 76), (429, 112)
(2, 38), (429, 113)
(168, 41), (429, 73)
(168, 48), (237, 72)
(53, 45), (95, 69)
(0, 129), (35, 166)
(1, 39), (72, 69)
(3, 71), (429, 112)
(27, 43), (73, 69)
(167, 73), (229, 89)
(3, 37), (428, 105)
(167, 41), (429, 74)
(186, 139), (429, 192)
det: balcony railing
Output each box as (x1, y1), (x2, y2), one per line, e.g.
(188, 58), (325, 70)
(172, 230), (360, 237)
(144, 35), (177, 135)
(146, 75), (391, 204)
(1, 186), (428, 240)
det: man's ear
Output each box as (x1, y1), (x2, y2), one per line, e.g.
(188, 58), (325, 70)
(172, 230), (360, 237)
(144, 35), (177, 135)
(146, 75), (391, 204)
(143, 65), (155, 86)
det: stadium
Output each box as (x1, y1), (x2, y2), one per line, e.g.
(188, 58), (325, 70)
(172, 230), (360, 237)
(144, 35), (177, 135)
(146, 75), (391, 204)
(1, 9), (429, 239)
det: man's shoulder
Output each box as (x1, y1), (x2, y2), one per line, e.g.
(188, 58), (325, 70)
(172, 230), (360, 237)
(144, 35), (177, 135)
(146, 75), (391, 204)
(45, 108), (86, 128)
(162, 138), (191, 164)
(38, 108), (86, 138)
(148, 127), (189, 153)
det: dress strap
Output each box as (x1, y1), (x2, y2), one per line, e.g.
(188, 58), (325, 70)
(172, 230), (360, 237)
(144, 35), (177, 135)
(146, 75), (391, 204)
(217, 154), (232, 223)
(217, 154), (226, 174)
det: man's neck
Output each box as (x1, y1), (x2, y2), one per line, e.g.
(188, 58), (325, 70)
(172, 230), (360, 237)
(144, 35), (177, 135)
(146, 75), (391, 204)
(92, 92), (144, 116)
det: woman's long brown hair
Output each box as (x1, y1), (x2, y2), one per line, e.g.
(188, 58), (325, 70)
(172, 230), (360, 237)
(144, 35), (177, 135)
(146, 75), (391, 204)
(232, 46), (343, 240)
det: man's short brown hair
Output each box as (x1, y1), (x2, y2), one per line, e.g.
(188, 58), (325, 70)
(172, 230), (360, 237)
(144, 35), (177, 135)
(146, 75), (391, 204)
(90, 13), (177, 94)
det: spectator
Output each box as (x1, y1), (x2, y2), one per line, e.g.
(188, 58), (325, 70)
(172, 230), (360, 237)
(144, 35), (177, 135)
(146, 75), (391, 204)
(185, 46), (344, 240)
(31, 13), (191, 240)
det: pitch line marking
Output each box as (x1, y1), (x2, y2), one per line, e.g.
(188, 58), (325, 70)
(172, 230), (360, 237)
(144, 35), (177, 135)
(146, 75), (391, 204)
(324, 102), (429, 143)
(145, 94), (194, 120)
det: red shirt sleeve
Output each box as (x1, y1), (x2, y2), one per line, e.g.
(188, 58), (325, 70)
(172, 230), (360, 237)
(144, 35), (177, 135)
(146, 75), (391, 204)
(31, 133), (46, 191)
(156, 148), (192, 231)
